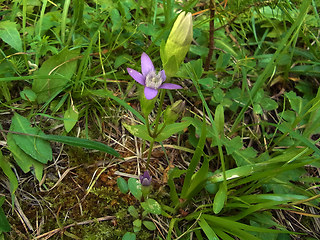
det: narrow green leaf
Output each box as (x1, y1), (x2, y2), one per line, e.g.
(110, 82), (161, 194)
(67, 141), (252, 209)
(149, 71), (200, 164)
(0, 151), (18, 205)
(185, 157), (209, 200)
(231, 0), (312, 131)
(198, 217), (219, 240)
(90, 89), (145, 124)
(38, 134), (119, 157)
(213, 183), (227, 214)
(214, 104), (224, 136)
(181, 117), (206, 198)
(0, 198), (10, 232)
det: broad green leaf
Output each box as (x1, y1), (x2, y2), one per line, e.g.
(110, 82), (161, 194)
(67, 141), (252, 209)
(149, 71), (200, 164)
(122, 123), (152, 142)
(20, 89), (37, 102)
(213, 183), (227, 214)
(7, 134), (43, 181)
(285, 91), (304, 115)
(141, 198), (161, 215)
(155, 120), (191, 142)
(114, 54), (132, 68)
(128, 178), (142, 201)
(260, 97), (278, 111)
(224, 136), (243, 155)
(117, 177), (129, 194)
(0, 197), (10, 232)
(32, 48), (79, 103)
(122, 232), (136, 240)
(133, 219), (141, 233)
(64, 104), (78, 133)
(212, 87), (224, 103)
(38, 134), (120, 157)
(0, 151), (18, 205)
(232, 147), (257, 167)
(128, 206), (139, 218)
(0, 21), (22, 52)
(143, 221), (156, 231)
(10, 113), (52, 164)
(110, 8), (121, 31)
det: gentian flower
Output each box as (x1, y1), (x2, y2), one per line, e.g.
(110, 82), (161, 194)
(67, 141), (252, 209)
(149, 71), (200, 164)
(127, 52), (182, 100)
(139, 170), (152, 186)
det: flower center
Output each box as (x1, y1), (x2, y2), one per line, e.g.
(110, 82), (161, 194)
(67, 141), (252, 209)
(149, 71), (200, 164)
(145, 71), (163, 89)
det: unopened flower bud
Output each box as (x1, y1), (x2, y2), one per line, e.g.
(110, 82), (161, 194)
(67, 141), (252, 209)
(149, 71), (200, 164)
(161, 12), (193, 77)
(164, 100), (185, 124)
(139, 171), (152, 186)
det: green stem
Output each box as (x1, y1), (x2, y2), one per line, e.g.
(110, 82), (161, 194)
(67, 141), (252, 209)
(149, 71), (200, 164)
(145, 89), (166, 169)
(152, 89), (166, 137)
(146, 139), (155, 169)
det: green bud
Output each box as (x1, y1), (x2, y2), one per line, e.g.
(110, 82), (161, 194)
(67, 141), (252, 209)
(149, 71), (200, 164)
(161, 12), (193, 77)
(164, 100), (185, 124)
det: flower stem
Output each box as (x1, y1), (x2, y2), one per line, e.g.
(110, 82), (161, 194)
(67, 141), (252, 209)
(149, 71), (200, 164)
(146, 89), (166, 169)
(146, 139), (155, 169)
(152, 89), (166, 137)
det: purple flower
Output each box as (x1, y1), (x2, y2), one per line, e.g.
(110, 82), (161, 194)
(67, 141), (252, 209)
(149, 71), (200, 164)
(127, 52), (182, 100)
(139, 171), (152, 186)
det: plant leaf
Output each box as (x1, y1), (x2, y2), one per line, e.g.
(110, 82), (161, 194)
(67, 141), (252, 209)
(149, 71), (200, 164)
(122, 232), (136, 240)
(213, 183), (227, 214)
(32, 48), (79, 103)
(0, 21), (22, 52)
(117, 177), (129, 194)
(141, 198), (161, 215)
(122, 122), (152, 142)
(155, 120), (192, 142)
(64, 104), (79, 133)
(128, 178), (142, 201)
(143, 221), (156, 231)
(38, 134), (120, 157)
(128, 206), (139, 218)
(7, 134), (43, 181)
(0, 197), (10, 232)
(0, 151), (18, 206)
(11, 113), (52, 164)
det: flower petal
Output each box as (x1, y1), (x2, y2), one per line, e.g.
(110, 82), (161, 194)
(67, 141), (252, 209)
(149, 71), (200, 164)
(127, 68), (145, 85)
(144, 87), (158, 100)
(159, 83), (183, 90)
(141, 52), (155, 76)
(143, 171), (150, 179)
(160, 70), (166, 83)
